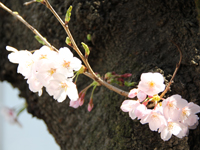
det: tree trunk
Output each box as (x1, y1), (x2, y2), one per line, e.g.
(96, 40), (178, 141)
(1, 0), (200, 149)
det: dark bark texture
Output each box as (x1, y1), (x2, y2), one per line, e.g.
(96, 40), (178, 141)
(1, 0), (200, 149)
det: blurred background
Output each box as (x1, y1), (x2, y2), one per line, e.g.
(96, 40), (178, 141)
(0, 81), (59, 150)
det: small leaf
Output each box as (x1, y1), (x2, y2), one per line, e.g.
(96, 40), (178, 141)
(36, 0), (44, 2)
(77, 65), (87, 74)
(65, 37), (72, 46)
(35, 35), (46, 45)
(13, 11), (19, 15)
(87, 34), (92, 41)
(81, 42), (90, 57)
(65, 6), (72, 24)
(124, 81), (136, 87)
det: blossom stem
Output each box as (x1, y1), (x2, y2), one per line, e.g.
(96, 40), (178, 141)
(43, 0), (129, 97)
(0, 2), (58, 52)
(160, 42), (182, 98)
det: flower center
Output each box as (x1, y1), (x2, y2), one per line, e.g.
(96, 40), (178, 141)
(182, 107), (190, 119)
(152, 95), (160, 101)
(152, 113), (158, 120)
(40, 54), (47, 59)
(48, 68), (56, 75)
(26, 60), (34, 67)
(148, 81), (155, 88)
(167, 100), (175, 109)
(168, 122), (174, 131)
(61, 82), (68, 91)
(63, 60), (70, 68)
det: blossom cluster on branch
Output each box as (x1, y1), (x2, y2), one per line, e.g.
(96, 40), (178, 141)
(7, 45), (82, 102)
(1, 0), (200, 142)
(121, 72), (200, 141)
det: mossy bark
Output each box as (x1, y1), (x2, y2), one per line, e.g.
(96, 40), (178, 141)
(1, 0), (200, 149)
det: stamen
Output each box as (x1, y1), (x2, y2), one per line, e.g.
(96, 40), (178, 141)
(48, 68), (56, 75)
(40, 54), (47, 59)
(63, 60), (70, 68)
(61, 82), (68, 91)
(148, 81), (155, 88)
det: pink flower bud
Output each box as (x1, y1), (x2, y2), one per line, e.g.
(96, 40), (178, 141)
(128, 88), (138, 98)
(78, 92), (85, 106)
(121, 73), (132, 78)
(88, 100), (94, 112)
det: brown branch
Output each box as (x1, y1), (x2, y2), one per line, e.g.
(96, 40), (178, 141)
(43, 0), (129, 97)
(160, 41), (182, 98)
(0, 2), (58, 52)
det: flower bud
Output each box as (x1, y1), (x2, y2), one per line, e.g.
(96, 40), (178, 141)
(78, 92), (85, 106)
(81, 42), (90, 57)
(88, 99), (94, 112)
(65, 37), (72, 46)
(65, 6), (72, 24)
(121, 73), (132, 78)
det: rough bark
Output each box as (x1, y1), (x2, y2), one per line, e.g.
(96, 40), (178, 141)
(1, 0), (200, 149)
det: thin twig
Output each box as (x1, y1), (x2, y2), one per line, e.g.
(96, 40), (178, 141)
(0, 2), (58, 52)
(43, 0), (129, 97)
(83, 72), (129, 97)
(24, 0), (36, 6)
(160, 42), (182, 98)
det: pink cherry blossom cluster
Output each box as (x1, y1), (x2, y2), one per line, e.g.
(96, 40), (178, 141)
(6, 46), (82, 102)
(121, 72), (200, 141)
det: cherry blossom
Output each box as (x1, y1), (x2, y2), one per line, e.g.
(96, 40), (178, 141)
(36, 61), (58, 86)
(46, 74), (79, 102)
(27, 74), (43, 96)
(140, 108), (167, 131)
(133, 104), (149, 120)
(56, 47), (82, 77)
(180, 102), (200, 127)
(1, 107), (21, 127)
(138, 72), (165, 96)
(162, 95), (188, 121)
(159, 121), (188, 141)
(7, 46), (34, 78)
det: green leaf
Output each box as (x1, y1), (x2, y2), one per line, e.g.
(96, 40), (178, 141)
(81, 42), (90, 57)
(36, 0), (43, 2)
(124, 81), (136, 87)
(35, 35), (46, 45)
(13, 11), (19, 15)
(87, 34), (92, 41)
(65, 37), (72, 46)
(65, 6), (72, 24)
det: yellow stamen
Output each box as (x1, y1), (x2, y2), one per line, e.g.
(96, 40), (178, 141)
(148, 81), (155, 88)
(61, 82), (68, 91)
(63, 60), (70, 68)
(168, 122), (174, 130)
(182, 108), (189, 119)
(40, 54), (47, 59)
(152, 95), (160, 102)
(48, 68), (56, 75)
